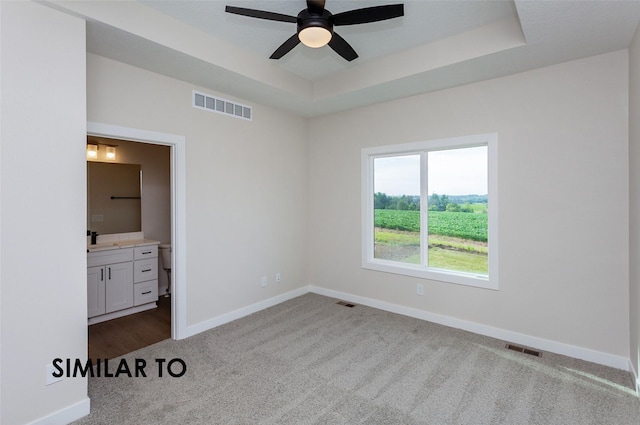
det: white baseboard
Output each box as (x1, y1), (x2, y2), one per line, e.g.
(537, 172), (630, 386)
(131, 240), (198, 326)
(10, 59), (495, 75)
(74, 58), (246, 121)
(88, 302), (157, 325)
(183, 287), (309, 338)
(181, 284), (631, 373)
(309, 286), (631, 371)
(27, 397), (90, 425)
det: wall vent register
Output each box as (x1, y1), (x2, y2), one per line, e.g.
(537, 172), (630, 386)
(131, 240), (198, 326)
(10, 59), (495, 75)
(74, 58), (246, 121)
(506, 344), (542, 357)
(193, 90), (252, 121)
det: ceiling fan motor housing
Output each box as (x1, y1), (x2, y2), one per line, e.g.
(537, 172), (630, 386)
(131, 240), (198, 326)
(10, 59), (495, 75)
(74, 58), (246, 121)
(297, 9), (334, 35)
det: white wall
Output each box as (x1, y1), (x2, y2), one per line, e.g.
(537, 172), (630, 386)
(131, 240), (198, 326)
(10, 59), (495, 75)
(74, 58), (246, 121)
(86, 54), (309, 327)
(629, 24), (640, 386)
(0, 2), (89, 424)
(308, 50), (631, 361)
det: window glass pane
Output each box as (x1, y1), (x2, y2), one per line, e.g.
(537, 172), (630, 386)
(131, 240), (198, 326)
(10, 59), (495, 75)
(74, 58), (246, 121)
(427, 146), (488, 275)
(373, 155), (421, 264)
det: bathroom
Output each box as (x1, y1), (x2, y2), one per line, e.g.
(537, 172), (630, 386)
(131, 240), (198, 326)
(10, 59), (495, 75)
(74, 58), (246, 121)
(86, 136), (172, 358)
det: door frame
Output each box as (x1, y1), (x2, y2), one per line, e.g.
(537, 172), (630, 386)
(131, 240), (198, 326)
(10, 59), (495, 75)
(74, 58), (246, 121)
(87, 121), (187, 339)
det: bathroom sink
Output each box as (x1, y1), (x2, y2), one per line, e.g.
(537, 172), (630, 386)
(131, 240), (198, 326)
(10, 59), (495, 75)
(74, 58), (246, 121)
(112, 240), (136, 247)
(86, 243), (120, 252)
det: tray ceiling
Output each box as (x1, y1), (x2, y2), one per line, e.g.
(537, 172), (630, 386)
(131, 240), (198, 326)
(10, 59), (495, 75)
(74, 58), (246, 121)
(47, 0), (640, 117)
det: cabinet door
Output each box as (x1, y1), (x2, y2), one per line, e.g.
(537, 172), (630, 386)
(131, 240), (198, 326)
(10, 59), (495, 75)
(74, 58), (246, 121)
(105, 262), (134, 314)
(87, 266), (106, 318)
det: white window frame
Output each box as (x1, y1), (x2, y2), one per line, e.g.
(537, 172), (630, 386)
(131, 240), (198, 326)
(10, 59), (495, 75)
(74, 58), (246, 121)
(361, 133), (499, 290)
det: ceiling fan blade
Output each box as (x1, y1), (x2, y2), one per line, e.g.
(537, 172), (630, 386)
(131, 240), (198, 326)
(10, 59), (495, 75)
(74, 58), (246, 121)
(328, 32), (358, 62)
(270, 34), (301, 59)
(225, 6), (296, 23)
(306, 0), (326, 14)
(333, 4), (404, 26)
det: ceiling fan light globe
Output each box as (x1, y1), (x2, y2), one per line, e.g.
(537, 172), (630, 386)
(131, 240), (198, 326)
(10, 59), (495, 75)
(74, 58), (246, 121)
(298, 26), (332, 48)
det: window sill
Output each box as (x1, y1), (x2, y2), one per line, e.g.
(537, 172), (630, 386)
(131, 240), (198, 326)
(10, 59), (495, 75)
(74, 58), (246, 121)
(362, 259), (498, 290)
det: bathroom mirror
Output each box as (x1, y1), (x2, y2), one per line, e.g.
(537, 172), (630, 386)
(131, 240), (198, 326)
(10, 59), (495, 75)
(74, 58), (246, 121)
(87, 162), (142, 235)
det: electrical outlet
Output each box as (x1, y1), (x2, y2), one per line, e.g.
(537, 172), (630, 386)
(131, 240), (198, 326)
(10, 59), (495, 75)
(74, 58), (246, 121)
(275, 273), (281, 283)
(261, 276), (268, 287)
(46, 363), (62, 386)
(416, 284), (424, 296)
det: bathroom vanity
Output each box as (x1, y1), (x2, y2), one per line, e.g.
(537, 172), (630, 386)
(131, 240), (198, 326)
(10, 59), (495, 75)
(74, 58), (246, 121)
(87, 235), (160, 324)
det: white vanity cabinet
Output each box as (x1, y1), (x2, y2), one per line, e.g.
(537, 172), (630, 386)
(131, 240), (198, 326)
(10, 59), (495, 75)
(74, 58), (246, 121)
(87, 248), (134, 318)
(87, 240), (160, 323)
(133, 245), (159, 306)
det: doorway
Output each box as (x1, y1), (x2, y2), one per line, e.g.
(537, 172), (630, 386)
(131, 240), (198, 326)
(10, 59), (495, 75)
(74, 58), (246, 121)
(87, 122), (187, 346)
(87, 137), (171, 359)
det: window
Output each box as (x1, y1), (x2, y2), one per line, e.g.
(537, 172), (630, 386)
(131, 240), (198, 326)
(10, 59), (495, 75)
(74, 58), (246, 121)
(362, 133), (498, 289)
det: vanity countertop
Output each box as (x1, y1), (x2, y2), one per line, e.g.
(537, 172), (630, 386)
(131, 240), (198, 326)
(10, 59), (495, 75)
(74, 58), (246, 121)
(87, 239), (160, 253)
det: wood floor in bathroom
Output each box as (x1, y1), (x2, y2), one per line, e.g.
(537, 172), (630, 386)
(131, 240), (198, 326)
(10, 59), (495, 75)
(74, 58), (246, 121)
(88, 295), (171, 361)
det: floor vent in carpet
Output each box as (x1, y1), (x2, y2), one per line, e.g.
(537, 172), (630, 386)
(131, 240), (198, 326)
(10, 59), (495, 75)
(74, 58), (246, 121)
(506, 344), (542, 357)
(336, 301), (356, 308)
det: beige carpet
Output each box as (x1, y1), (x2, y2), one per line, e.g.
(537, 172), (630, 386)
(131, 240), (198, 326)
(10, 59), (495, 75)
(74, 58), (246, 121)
(74, 293), (640, 424)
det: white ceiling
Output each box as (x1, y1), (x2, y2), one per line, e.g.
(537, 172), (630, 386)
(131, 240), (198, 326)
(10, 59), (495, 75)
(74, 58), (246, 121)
(140, 0), (517, 80)
(51, 0), (640, 117)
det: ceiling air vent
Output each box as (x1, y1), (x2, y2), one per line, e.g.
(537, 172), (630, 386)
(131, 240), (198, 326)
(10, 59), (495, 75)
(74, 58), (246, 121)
(192, 90), (252, 121)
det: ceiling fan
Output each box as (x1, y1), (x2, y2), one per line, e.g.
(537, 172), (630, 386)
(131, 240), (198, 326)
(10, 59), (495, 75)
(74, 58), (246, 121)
(225, 0), (404, 62)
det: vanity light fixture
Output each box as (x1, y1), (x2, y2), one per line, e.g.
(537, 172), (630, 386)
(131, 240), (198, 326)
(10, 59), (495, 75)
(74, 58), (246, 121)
(86, 144), (98, 159)
(105, 146), (117, 161)
(87, 142), (118, 161)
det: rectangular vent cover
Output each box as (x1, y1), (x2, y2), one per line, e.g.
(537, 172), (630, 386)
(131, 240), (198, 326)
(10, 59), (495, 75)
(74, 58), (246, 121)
(193, 90), (252, 121)
(336, 301), (356, 308)
(506, 344), (541, 357)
